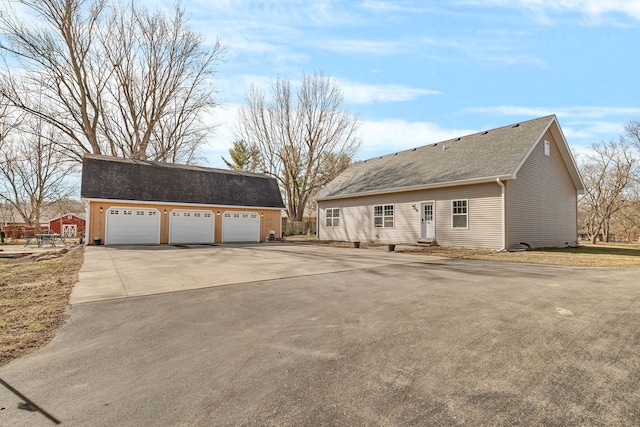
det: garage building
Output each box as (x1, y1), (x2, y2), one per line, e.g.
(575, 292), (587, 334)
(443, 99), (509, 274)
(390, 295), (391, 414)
(81, 154), (285, 245)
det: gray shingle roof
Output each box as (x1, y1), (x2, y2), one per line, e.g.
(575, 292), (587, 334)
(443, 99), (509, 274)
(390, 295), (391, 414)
(316, 115), (563, 200)
(81, 154), (285, 208)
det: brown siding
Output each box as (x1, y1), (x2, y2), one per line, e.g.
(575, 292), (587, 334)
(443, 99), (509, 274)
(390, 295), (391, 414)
(87, 201), (281, 244)
(318, 182), (503, 249)
(506, 130), (578, 248)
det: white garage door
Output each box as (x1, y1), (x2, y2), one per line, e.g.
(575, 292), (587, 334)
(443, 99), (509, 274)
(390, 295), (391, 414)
(169, 210), (214, 244)
(222, 212), (260, 242)
(106, 207), (160, 245)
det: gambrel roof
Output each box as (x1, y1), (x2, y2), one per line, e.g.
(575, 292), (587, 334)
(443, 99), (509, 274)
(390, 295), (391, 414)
(81, 154), (285, 209)
(315, 115), (584, 201)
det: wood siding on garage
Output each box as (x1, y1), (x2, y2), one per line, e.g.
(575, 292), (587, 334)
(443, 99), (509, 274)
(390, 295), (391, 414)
(318, 182), (503, 249)
(86, 201), (281, 244)
(505, 130), (579, 248)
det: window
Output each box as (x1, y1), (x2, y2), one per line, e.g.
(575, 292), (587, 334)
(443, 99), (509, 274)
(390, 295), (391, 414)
(374, 205), (394, 228)
(452, 200), (468, 229)
(544, 140), (550, 156)
(326, 208), (340, 227)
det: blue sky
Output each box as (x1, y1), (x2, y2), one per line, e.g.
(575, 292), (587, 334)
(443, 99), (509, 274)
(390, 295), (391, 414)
(144, 1), (640, 166)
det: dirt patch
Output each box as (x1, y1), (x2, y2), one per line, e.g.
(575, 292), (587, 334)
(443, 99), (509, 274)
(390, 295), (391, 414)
(284, 236), (640, 267)
(0, 248), (84, 366)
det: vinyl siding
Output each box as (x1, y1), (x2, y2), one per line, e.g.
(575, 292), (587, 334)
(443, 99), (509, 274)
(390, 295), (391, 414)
(318, 182), (503, 249)
(506, 130), (578, 248)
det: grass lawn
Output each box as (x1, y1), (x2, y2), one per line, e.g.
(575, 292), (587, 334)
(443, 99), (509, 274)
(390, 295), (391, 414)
(398, 243), (640, 267)
(0, 248), (84, 366)
(286, 236), (640, 267)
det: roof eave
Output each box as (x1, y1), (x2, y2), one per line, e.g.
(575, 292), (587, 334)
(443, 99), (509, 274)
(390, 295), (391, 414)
(314, 175), (513, 202)
(80, 197), (285, 210)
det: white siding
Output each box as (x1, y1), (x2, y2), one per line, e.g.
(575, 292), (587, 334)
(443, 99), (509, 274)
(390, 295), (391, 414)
(318, 183), (503, 249)
(506, 130), (578, 248)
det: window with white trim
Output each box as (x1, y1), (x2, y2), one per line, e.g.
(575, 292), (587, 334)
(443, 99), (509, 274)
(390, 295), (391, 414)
(326, 208), (340, 227)
(452, 200), (468, 229)
(374, 205), (394, 228)
(544, 140), (550, 156)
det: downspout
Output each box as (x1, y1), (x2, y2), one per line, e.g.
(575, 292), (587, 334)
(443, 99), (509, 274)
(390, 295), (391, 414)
(316, 204), (320, 240)
(496, 178), (506, 252)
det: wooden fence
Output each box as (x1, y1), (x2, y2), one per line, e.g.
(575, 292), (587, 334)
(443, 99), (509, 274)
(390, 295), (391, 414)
(283, 221), (316, 236)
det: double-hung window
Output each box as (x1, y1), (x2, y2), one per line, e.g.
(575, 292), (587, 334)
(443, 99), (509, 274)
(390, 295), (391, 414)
(374, 205), (394, 228)
(452, 200), (468, 229)
(326, 208), (340, 227)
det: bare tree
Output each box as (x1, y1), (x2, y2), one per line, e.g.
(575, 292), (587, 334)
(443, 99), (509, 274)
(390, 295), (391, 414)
(579, 139), (636, 244)
(0, 118), (77, 231)
(0, 0), (222, 162)
(234, 72), (360, 220)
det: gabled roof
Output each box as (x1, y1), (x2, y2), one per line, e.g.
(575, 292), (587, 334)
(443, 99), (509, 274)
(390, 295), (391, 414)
(81, 154), (285, 209)
(315, 115), (584, 201)
(48, 213), (86, 222)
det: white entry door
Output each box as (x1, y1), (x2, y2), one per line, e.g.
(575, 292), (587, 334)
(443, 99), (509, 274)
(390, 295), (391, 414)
(106, 207), (160, 244)
(222, 212), (260, 242)
(169, 210), (214, 244)
(421, 202), (435, 240)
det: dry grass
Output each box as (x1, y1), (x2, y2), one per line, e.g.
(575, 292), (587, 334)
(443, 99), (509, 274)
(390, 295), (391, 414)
(0, 248), (84, 366)
(285, 236), (640, 267)
(398, 243), (640, 267)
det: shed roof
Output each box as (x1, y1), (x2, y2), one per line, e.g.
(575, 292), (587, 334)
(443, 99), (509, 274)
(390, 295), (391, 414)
(81, 154), (285, 209)
(315, 115), (584, 200)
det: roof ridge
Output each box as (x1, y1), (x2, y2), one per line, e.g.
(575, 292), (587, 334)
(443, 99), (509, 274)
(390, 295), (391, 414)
(357, 115), (555, 163)
(82, 153), (270, 179)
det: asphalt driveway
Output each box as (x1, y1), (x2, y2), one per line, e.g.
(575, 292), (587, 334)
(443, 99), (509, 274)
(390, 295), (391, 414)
(2, 244), (640, 426)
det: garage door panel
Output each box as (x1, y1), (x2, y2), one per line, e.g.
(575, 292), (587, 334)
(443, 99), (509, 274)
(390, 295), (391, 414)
(169, 210), (214, 244)
(106, 208), (160, 244)
(222, 212), (260, 242)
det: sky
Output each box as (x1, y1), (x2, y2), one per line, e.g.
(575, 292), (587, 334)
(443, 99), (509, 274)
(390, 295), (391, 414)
(165, 0), (640, 169)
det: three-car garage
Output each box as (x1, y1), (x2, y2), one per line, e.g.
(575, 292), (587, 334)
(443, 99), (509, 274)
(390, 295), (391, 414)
(104, 207), (263, 245)
(82, 154), (284, 246)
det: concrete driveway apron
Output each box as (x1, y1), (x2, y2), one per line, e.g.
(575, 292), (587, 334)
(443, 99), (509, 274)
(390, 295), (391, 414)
(70, 243), (436, 303)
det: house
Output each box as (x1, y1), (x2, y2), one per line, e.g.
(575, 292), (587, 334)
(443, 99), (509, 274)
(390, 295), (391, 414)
(81, 154), (285, 245)
(314, 115), (584, 251)
(49, 213), (86, 238)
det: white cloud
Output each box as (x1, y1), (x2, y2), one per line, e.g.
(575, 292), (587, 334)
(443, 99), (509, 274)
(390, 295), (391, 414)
(469, 105), (640, 119)
(357, 119), (476, 159)
(359, 1), (436, 14)
(337, 80), (440, 104)
(563, 121), (626, 139)
(199, 104), (241, 168)
(465, 0), (640, 22)
(320, 39), (402, 55)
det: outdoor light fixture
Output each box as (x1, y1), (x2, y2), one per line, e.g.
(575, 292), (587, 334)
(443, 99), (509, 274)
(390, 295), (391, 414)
(217, 211), (220, 215)
(163, 209), (167, 214)
(99, 207), (103, 213)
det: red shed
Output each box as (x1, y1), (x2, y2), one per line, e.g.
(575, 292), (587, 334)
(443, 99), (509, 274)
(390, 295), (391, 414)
(49, 213), (86, 238)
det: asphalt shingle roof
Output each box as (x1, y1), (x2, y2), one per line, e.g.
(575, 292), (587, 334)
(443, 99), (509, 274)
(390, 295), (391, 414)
(316, 115), (556, 200)
(81, 154), (285, 209)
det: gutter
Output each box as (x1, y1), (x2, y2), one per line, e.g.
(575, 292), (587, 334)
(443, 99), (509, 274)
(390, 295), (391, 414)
(315, 174), (513, 202)
(496, 178), (507, 252)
